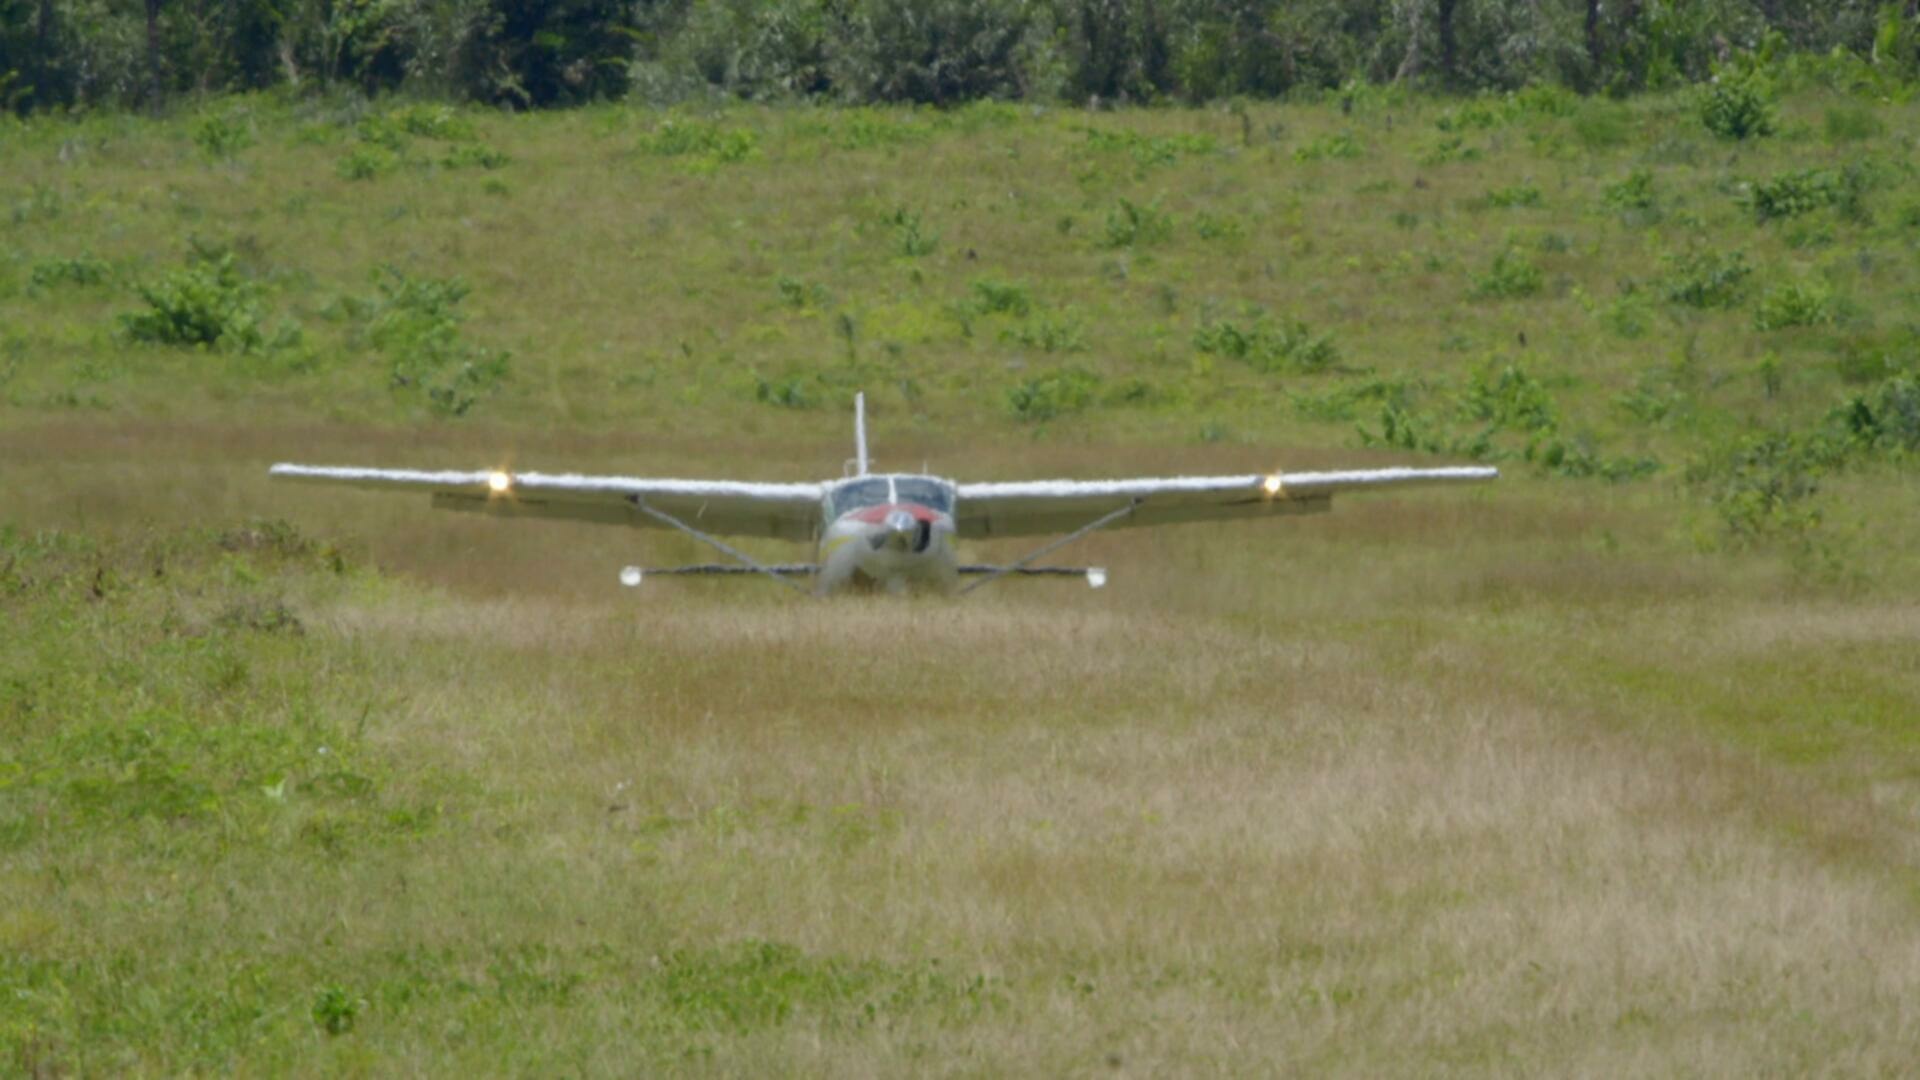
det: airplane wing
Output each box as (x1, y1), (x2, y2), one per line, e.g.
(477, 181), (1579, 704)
(268, 464), (824, 542)
(953, 466), (1497, 539)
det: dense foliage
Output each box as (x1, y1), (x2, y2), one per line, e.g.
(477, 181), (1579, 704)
(2, 0), (1918, 113)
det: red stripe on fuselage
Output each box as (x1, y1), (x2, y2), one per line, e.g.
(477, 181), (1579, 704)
(846, 502), (945, 525)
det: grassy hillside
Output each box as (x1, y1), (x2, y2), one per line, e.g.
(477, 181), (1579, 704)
(3, 88), (1920, 1073)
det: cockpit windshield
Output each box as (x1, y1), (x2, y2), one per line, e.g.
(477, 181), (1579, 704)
(830, 475), (954, 516)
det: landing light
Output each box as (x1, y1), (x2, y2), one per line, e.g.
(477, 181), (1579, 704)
(619, 566), (644, 588)
(1086, 567), (1108, 589)
(1262, 473), (1284, 497)
(487, 470), (513, 494)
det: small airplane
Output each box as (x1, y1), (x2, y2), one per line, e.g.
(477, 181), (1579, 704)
(270, 394), (1496, 595)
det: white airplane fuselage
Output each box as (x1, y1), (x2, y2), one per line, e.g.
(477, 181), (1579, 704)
(815, 474), (960, 594)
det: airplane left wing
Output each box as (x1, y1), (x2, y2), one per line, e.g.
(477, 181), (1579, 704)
(269, 464), (825, 542)
(954, 466), (1497, 539)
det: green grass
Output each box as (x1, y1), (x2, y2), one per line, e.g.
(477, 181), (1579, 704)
(4, 89), (1920, 1073)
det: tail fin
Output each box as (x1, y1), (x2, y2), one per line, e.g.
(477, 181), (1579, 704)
(853, 391), (870, 476)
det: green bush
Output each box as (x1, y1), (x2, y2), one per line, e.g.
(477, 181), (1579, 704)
(640, 119), (759, 167)
(1001, 312), (1087, 354)
(362, 267), (510, 417)
(1835, 373), (1920, 454)
(1659, 250), (1752, 309)
(1193, 313), (1338, 374)
(969, 278), (1032, 317)
(338, 144), (402, 181)
(1602, 168), (1657, 212)
(1469, 248), (1543, 300)
(1753, 281), (1834, 331)
(1460, 361), (1556, 434)
(1745, 168), (1844, 222)
(193, 111), (254, 158)
(1100, 197), (1173, 249)
(1007, 367), (1099, 422)
(120, 253), (264, 351)
(754, 373), (816, 409)
(1698, 75), (1775, 140)
(1292, 132), (1362, 162)
(1485, 182), (1543, 208)
(1689, 432), (1830, 544)
(30, 253), (110, 288)
(889, 208), (938, 257)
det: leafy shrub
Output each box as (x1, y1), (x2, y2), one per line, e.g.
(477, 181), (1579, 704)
(1001, 312), (1087, 354)
(338, 144), (401, 181)
(1469, 248), (1543, 300)
(1835, 373), (1920, 455)
(1698, 75), (1775, 140)
(1745, 168), (1844, 222)
(640, 119), (759, 168)
(1361, 402), (1497, 461)
(30, 253), (110, 288)
(889, 208), (937, 257)
(1418, 135), (1483, 165)
(311, 986), (363, 1036)
(1193, 211), (1244, 242)
(776, 275), (827, 310)
(969, 278), (1032, 317)
(1100, 197), (1173, 249)
(1689, 432), (1829, 544)
(1193, 313), (1338, 374)
(361, 267), (510, 417)
(394, 104), (476, 141)
(1292, 132), (1361, 162)
(1484, 183), (1542, 208)
(1082, 128), (1216, 168)
(755, 373), (816, 409)
(1530, 436), (1661, 482)
(1007, 367), (1099, 422)
(1434, 100), (1507, 133)
(1659, 250), (1751, 309)
(1460, 361), (1556, 434)
(1602, 168), (1657, 212)
(193, 111), (254, 158)
(120, 253), (263, 351)
(1753, 281), (1834, 331)
(443, 144), (510, 170)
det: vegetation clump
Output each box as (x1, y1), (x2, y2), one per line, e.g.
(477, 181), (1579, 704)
(1100, 197), (1174, 249)
(355, 267), (510, 417)
(1469, 248), (1544, 300)
(1698, 75), (1776, 140)
(1659, 250), (1752, 309)
(1753, 281), (1835, 331)
(1193, 312), (1338, 374)
(1007, 367), (1099, 422)
(120, 250), (264, 351)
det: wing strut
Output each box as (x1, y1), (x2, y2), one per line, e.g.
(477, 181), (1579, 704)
(959, 498), (1140, 595)
(629, 497), (813, 595)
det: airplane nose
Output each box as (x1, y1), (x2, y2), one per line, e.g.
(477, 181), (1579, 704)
(884, 509), (915, 533)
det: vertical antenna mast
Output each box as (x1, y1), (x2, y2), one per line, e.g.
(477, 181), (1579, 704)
(854, 391), (870, 476)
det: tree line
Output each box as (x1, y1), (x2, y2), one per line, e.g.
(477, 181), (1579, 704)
(3, 0), (1918, 114)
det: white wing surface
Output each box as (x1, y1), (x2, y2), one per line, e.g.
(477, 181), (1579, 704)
(269, 464), (824, 541)
(954, 466), (1497, 539)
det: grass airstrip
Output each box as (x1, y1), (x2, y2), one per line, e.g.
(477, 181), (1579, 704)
(3, 87), (1920, 1072)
